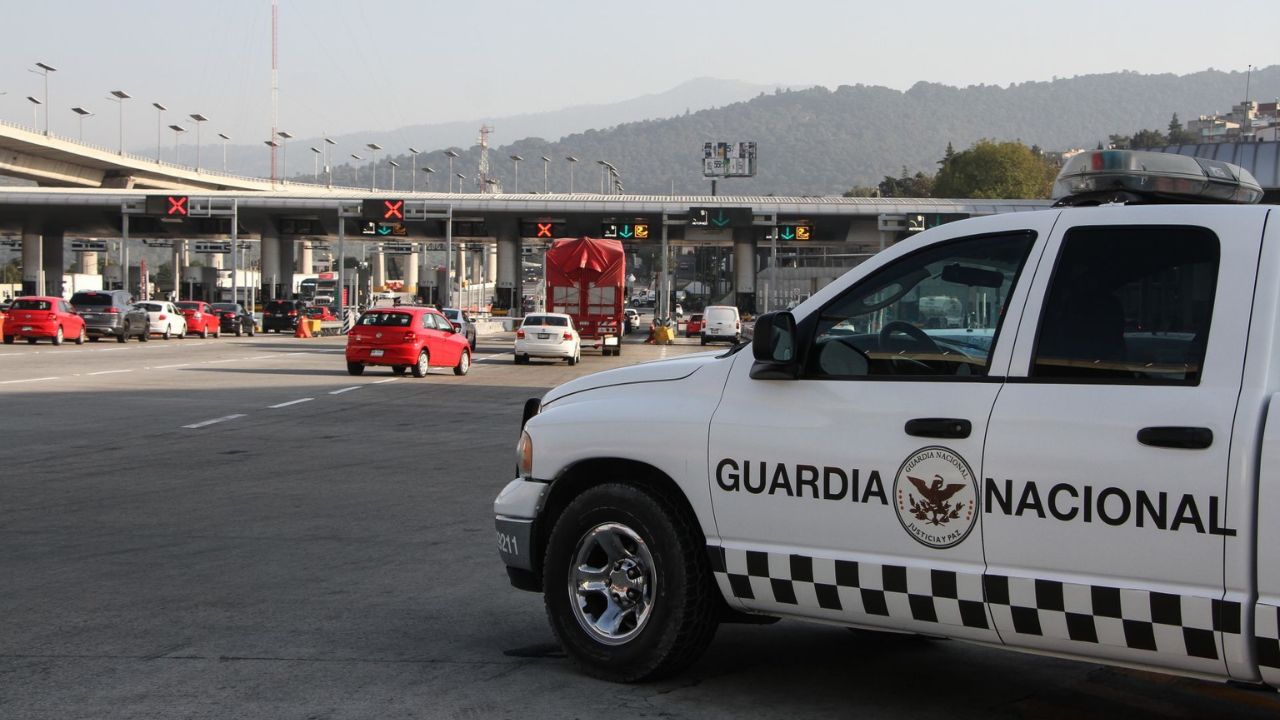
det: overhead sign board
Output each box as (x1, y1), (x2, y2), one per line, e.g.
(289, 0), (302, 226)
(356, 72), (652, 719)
(361, 221), (408, 237)
(71, 240), (108, 251)
(381, 242), (414, 255)
(688, 207), (752, 228)
(520, 219), (566, 239)
(193, 242), (231, 254)
(777, 224), (812, 241)
(702, 141), (757, 178)
(906, 213), (970, 232)
(362, 199), (405, 221)
(601, 222), (650, 240)
(145, 195), (189, 217)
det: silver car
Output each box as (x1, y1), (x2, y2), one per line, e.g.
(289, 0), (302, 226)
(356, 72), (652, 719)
(441, 307), (477, 351)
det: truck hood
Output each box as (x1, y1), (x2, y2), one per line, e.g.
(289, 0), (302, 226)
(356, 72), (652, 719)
(542, 351), (722, 406)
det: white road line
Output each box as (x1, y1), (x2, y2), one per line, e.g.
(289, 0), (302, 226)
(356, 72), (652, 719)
(268, 398), (314, 408)
(329, 386), (361, 395)
(154, 363), (190, 369)
(182, 414), (245, 429)
(0, 376), (60, 385)
(203, 358), (238, 364)
(479, 352), (510, 360)
(87, 369), (134, 376)
(372, 378), (398, 384)
(249, 355), (275, 359)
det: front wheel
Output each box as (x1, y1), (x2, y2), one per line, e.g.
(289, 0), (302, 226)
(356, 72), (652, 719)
(52, 326), (64, 346)
(412, 349), (429, 378)
(346, 362), (365, 376)
(453, 350), (470, 376)
(542, 483), (719, 683)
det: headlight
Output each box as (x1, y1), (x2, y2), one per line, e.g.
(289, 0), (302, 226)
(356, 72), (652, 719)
(516, 430), (534, 478)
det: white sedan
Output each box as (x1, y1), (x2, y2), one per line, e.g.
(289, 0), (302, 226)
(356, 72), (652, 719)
(514, 313), (581, 365)
(133, 301), (188, 340)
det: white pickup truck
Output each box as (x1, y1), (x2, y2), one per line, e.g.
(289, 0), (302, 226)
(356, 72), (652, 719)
(495, 149), (1280, 687)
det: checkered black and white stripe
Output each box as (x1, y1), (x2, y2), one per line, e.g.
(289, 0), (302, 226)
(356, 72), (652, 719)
(982, 575), (1239, 660)
(1257, 603), (1280, 672)
(709, 546), (991, 631)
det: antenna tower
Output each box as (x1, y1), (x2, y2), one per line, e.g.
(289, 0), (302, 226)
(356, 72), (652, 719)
(270, 0), (279, 185)
(477, 125), (500, 193)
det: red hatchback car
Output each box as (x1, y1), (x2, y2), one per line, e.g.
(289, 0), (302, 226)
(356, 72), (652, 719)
(2, 296), (87, 345)
(176, 301), (221, 338)
(345, 306), (471, 378)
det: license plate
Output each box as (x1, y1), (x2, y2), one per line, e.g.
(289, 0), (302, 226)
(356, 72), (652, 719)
(22, 326), (32, 331)
(537, 333), (550, 340)
(370, 349), (384, 357)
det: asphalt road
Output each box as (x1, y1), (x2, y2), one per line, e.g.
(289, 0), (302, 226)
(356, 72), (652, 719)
(1, 328), (1277, 719)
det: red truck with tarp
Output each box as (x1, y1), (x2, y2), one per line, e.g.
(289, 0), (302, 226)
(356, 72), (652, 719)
(544, 237), (624, 356)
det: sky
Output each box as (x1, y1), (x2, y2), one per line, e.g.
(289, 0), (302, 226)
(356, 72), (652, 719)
(1, 0), (1277, 154)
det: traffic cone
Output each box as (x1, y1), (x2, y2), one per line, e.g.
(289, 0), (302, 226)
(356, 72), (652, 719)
(294, 317), (312, 338)
(645, 324), (656, 344)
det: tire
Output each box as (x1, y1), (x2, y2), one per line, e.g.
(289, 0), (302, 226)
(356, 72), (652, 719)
(52, 326), (64, 346)
(75, 327), (86, 345)
(89, 336), (99, 343)
(567, 353), (577, 367)
(454, 350), (470, 376)
(27, 337), (37, 344)
(515, 353), (529, 365)
(391, 365), (407, 376)
(117, 332), (127, 343)
(700, 337), (707, 346)
(235, 326), (243, 337)
(412, 349), (429, 378)
(3, 335), (13, 345)
(614, 343), (621, 357)
(201, 325), (209, 339)
(346, 362), (365, 376)
(249, 326), (256, 337)
(163, 326), (171, 340)
(213, 326), (221, 339)
(139, 325), (149, 342)
(542, 483), (719, 683)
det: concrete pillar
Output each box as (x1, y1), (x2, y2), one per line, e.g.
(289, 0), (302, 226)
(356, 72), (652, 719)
(21, 227), (40, 296)
(260, 231), (280, 300)
(494, 219), (522, 315)
(206, 252), (224, 270)
(297, 240), (313, 274)
(471, 248), (484, 284)
(277, 233), (295, 299)
(172, 240), (186, 301)
(732, 227), (757, 315)
(79, 251), (99, 275)
(42, 229), (65, 298)
(406, 251), (420, 294)
(486, 244), (498, 283)
(373, 250), (387, 290)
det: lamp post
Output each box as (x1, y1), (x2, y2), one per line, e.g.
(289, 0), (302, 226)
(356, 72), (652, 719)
(169, 124), (186, 164)
(189, 113), (208, 170)
(31, 62), (56, 136)
(350, 154), (363, 186)
(310, 146), (321, 183)
(217, 132), (230, 172)
(152, 102), (166, 163)
(540, 155), (550, 193)
(444, 149), (460, 192)
(409, 147), (421, 192)
(366, 143), (382, 191)
(70, 106), (92, 141)
(596, 160), (609, 194)
(388, 159), (400, 192)
(455, 172), (466, 193)
(509, 154), (523, 193)
(106, 90), (130, 153)
(265, 139), (280, 182)
(277, 131), (293, 182)
(566, 156), (578, 193)
(25, 96), (41, 130)
(323, 137), (336, 188)
(422, 166), (435, 191)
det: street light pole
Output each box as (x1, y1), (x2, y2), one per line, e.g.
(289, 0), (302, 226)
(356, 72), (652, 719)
(108, 90), (130, 153)
(366, 143), (382, 191)
(71, 106), (92, 141)
(409, 147), (420, 192)
(169, 124), (186, 164)
(388, 159), (399, 192)
(540, 155), (550, 193)
(310, 146), (321, 183)
(32, 62), (56, 136)
(152, 102), (166, 163)
(323, 137), (336, 188)
(217, 132), (230, 172)
(566, 156), (578, 193)
(509, 154), (523, 193)
(277, 131), (293, 183)
(422, 166), (435, 191)
(456, 172), (466, 193)
(444, 149), (459, 192)
(189, 113), (208, 170)
(26, 96), (41, 129)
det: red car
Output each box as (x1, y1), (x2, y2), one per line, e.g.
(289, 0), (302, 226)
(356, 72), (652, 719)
(2, 296), (87, 345)
(685, 313), (704, 337)
(176, 301), (221, 338)
(345, 306), (471, 378)
(305, 305), (337, 321)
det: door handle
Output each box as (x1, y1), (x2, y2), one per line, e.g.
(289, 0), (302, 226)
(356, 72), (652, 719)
(905, 418), (972, 439)
(1137, 426), (1213, 450)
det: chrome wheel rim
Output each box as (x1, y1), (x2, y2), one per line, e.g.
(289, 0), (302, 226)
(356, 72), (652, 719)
(460, 352), (469, 373)
(568, 522), (656, 645)
(417, 351), (427, 374)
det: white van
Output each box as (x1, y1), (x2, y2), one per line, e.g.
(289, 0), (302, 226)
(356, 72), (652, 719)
(700, 305), (741, 345)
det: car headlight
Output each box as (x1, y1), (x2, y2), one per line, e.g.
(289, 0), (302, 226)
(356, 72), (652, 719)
(516, 430), (533, 479)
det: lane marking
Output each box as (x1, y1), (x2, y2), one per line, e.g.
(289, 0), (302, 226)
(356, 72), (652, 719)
(0, 376), (60, 385)
(372, 378), (398, 384)
(182, 414), (245, 429)
(329, 386), (361, 395)
(203, 358), (239, 364)
(268, 398), (314, 409)
(87, 369), (133, 376)
(154, 363), (190, 369)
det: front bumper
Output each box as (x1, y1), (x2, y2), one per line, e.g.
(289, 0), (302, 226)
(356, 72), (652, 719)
(494, 478), (551, 586)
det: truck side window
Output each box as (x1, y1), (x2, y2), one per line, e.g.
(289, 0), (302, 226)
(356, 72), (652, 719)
(807, 232), (1035, 379)
(1031, 226), (1219, 385)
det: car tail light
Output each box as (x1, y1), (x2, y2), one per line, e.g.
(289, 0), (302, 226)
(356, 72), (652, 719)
(158, 313), (167, 320)
(223, 313), (235, 319)
(287, 310), (298, 316)
(403, 331), (415, 342)
(104, 307), (119, 314)
(516, 329), (525, 339)
(562, 332), (572, 340)
(47, 313), (57, 321)
(193, 312), (202, 319)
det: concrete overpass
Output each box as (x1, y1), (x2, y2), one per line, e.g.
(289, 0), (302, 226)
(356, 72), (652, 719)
(0, 187), (1051, 313)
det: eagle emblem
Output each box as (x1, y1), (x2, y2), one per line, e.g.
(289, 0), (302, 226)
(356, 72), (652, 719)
(906, 475), (967, 526)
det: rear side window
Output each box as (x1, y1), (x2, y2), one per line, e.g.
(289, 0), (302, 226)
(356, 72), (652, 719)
(72, 294), (113, 307)
(359, 311), (412, 327)
(137, 303), (164, 312)
(1031, 226), (1219, 385)
(12, 299), (51, 310)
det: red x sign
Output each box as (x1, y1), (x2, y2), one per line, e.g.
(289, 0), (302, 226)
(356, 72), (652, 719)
(537, 222), (553, 238)
(382, 199), (404, 220)
(167, 196), (188, 216)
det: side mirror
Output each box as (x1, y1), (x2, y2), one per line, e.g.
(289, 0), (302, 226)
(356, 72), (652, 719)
(750, 311), (801, 380)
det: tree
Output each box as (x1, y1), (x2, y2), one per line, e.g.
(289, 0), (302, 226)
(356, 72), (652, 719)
(939, 141), (956, 168)
(842, 186), (880, 198)
(875, 166), (935, 198)
(933, 140), (1057, 199)
(2, 259), (20, 284)
(1167, 113), (1197, 145)
(1130, 128), (1168, 149)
